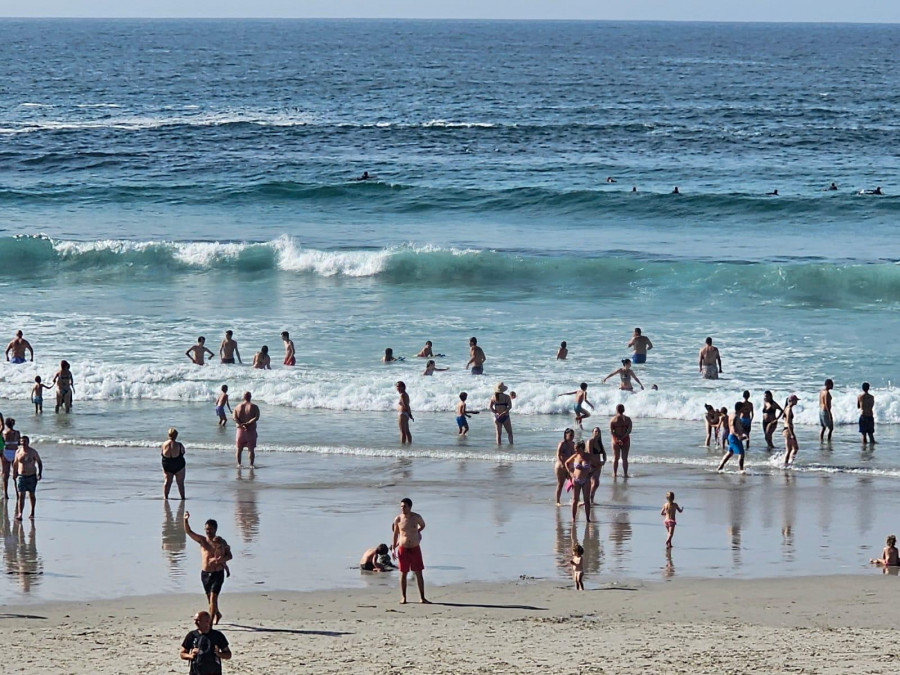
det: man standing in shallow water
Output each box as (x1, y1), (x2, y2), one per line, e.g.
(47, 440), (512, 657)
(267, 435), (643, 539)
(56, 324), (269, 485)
(391, 497), (429, 604)
(627, 327), (653, 364)
(233, 392), (260, 467)
(699, 337), (722, 379)
(187, 336), (214, 366)
(219, 330), (241, 364)
(466, 336), (486, 375)
(5, 330), (33, 364)
(858, 382), (876, 446)
(819, 379), (834, 442)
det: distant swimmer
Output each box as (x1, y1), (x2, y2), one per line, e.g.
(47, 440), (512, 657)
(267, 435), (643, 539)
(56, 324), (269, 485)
(627, 327), (653, 364)
(602, 359), (644, 392)
(860, 186), (883, 195)
(5, 330), (33, 364)
(422, 360), (448, 376)
(819, 379), (834, 442)
(218, 330), (241, 364)
(354, 171), (372, 181)
(631, 186), (637, 192)
(556, 341), (568, 360)
(383, 348), (403, 363)
(827, 182), (838, 191)
(605, 177), (617, 184)
(252, 346), (271, 370)
(767, 189), (779, 196)
(466, 337), (486, 375)
(558, 382), (594, 430)
(187, 337), (214, 366)
(416, 341), (433, 358)
(396, 381), (413, 444)
(699, 337), (722, 379)
(672, 186), (680, 194)
(858, 382), (876, 445)
(281, 331), (295, 366)
(782, 394), (799, 467)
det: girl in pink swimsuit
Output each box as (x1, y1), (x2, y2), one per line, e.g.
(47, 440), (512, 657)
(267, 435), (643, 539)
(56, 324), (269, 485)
(660, 491), (684, 548)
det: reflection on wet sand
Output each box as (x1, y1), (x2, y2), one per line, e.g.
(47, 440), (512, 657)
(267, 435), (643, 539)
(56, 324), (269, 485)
(663, 548), (675, 580)
(162, 500), (186, 574)
(1, 502), (43, 592)
(234, 468), (259, 544)
(782, 473), (796, 562)
(727, 477), (746, 568)
(609, 510), (632, 573)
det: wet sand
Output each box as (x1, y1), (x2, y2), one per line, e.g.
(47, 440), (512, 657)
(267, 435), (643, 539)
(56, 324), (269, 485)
(4, 575), (897, 674)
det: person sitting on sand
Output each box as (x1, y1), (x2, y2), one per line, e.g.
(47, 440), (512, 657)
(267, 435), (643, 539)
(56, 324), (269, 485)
(602, 359), (644, 392)
(422, 360), (448, 376)
(556, 341), (568, 360)
(871, 535), (900, 567)
(360, 544), (392, 571)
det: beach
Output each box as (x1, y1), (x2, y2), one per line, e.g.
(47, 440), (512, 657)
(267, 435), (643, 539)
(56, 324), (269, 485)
(2, 17), (900, 673)
(4, 576), (898, 674)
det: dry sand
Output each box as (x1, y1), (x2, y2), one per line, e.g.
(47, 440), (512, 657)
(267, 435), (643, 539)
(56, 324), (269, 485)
(2, 574), (896, 674)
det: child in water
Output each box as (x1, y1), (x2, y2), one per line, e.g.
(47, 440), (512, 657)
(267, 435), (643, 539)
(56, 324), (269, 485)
(556, 341), (568, 360)
(456, 392), (477, 436)
(31, 376), (52, 414)
(215, 385), (232, 427)
(422, 360), (449, 376)
(571, 544), (584, 590)
(871, 534), (900, 567)
(383, 348), (403, 363)
(660, 491), (684, 548)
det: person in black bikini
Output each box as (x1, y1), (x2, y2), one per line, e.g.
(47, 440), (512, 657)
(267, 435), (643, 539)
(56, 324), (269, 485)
(490, 382), (513, 445)
(761, 390), (783, 449)
(161, 427), (186, 500)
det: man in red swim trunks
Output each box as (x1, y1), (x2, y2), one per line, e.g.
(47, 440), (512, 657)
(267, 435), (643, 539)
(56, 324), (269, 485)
(390, 497), (429, 604)
(233, 392), (260, 468)
(609, 404), (633, 478)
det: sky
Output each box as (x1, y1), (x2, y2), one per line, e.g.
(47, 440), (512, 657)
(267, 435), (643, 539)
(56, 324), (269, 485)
(0, 0), (897, 23)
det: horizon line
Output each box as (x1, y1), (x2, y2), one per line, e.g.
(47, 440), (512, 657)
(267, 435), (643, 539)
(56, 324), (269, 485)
(0, 16), (897, 25)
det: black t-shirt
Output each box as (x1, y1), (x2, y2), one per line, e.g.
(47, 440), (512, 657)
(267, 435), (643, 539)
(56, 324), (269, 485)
(182, 629), (229, 675)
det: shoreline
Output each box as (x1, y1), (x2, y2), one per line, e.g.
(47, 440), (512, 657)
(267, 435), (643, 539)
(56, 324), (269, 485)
(4, 575), (896, 673)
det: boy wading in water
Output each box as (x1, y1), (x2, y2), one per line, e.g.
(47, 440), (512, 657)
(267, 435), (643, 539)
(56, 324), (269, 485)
(660, 491), (683, 548)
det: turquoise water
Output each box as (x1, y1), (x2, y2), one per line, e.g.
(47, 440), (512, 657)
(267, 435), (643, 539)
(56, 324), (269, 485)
(0, 19), (898, 601)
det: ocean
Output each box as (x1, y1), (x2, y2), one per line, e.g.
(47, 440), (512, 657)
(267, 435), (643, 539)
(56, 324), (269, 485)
(1, 19), (899, 602)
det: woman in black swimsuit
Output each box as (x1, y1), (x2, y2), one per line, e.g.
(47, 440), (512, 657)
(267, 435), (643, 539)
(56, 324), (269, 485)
(761, 390), (784, 449)
(161, 427), (186, 500)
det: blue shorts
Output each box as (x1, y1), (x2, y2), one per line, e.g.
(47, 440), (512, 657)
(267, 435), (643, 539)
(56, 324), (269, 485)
(631, 353), (646, 364)
(819, 409), (833, 429)
(727, 433), (744, 455)
(32, 396), (43, 405)
(16, 474), (37, 493)
(456, 415), (468, 429)
(10, 357), (25, 364)
(216, 405), (226, 419)
(740, 418), (751, 433)
(470, 365), (483, 375)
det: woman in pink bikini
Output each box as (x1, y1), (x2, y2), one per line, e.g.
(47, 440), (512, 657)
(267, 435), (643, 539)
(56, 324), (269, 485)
(660, 491), (684, 548)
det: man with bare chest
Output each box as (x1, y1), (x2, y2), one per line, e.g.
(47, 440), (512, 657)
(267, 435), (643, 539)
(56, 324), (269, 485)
(233, 392), (260, 467)
(185, 512), (233, 625)
(391, 498), (429, 604)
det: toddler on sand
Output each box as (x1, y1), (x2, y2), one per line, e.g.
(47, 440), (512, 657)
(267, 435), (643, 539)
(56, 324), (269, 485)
(571, 544), (584, 590)
(871, 534), (900, 567)
(660, 491), (684, 548)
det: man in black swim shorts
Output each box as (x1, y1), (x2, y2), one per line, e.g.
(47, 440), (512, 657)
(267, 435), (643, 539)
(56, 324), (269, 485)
(185, 512), (233, 625)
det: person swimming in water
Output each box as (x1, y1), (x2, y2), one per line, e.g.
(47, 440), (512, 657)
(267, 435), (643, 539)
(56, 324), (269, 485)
(602, 359), (644, 392)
